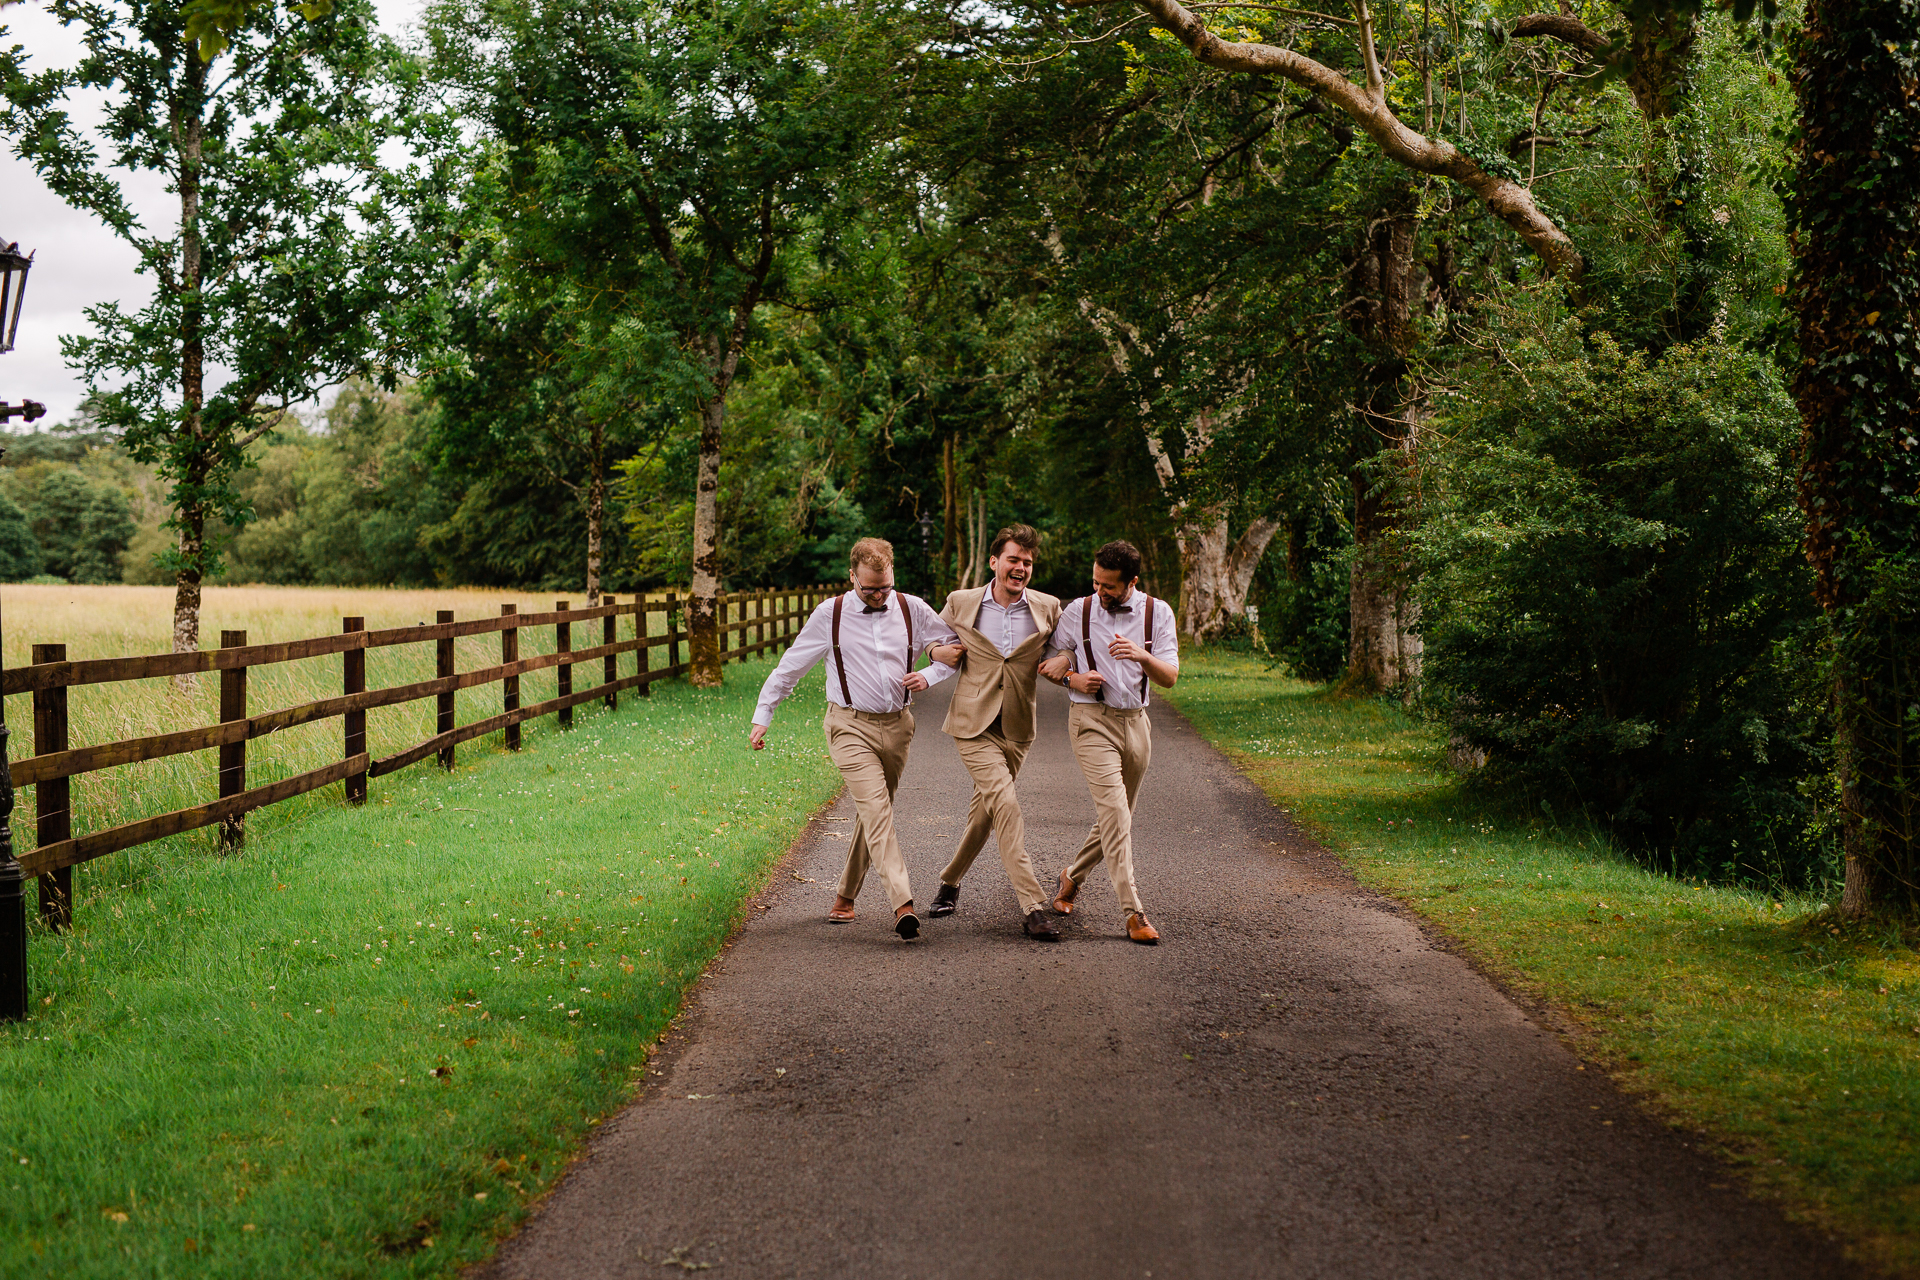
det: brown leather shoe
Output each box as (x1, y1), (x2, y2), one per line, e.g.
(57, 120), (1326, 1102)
(1052, 869), (1079, 916)
(826, 895), (857, 923)
(1023, 909), (1061, 940)
(895, 902), (920, 940)
(1126, 912), (1160, 945)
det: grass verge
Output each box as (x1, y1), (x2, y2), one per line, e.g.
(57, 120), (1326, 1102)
(0, 656), (840, 1279)
(1162, 651), (1920, 1276)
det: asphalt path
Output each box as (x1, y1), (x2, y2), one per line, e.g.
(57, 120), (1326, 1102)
(476, 677), (1861, 1280)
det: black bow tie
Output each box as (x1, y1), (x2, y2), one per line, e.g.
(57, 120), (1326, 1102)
(1102, 603), (1133, 614)
(862, 605), (888, 614)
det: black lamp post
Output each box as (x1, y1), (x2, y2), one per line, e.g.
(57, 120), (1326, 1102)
(0, 236), (29, 1022)
(914, 511), (936, 595)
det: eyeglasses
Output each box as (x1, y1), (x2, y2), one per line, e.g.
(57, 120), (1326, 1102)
(853, 581), (895, 598)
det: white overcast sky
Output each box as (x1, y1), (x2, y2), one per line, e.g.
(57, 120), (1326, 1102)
(0, 0), (425, 428)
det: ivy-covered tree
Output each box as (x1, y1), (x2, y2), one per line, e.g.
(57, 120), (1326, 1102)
(1, 0), (445, 663)
(1787, 0), (1920, 915)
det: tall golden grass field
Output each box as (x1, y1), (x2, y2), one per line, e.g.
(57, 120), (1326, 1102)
(1, 583), (786, 865)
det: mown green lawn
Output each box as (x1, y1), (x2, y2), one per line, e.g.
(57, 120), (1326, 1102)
(1164, 652), (1920, 1276)
(0, 658), (840, 1279)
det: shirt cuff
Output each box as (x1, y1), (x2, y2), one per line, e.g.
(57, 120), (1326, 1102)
(920, 661), (957, 687)
(752, 704), (777, 728)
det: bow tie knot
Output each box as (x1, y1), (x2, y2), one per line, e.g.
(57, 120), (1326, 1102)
(862, 605), (888, 614)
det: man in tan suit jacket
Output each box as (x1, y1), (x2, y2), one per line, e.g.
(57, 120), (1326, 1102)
(924, 524), (1065, 940)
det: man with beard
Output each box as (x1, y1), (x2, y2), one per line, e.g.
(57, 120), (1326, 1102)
(750, 537), (956, 940)
(919, 525), (1064, 940)
(1037, 539), (1178, 944)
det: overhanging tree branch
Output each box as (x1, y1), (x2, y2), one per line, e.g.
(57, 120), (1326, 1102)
(1122, 0), (1586, 277)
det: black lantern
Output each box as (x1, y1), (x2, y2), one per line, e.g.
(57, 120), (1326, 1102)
(0, 240), (31, 355)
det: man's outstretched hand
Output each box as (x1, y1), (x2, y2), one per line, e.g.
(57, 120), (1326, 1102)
(749, 724), (769, 751)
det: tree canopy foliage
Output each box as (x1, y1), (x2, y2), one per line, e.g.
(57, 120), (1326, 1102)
(6, 0), (1915, 908)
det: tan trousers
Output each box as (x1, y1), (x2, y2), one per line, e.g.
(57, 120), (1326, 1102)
(1063, 702), (1151, 916)
(939, 724), (1048, 915)
(825, 704), (916, 911)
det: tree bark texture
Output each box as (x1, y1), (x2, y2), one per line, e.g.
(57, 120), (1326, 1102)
(1130, 0), (1584, 277)
(1174, 508), (1282, 638)
(585, 419), (605, 606)
(170, 50), (209, 691)
(1788, 0), (1920, 915)
(1345, 194), (1424, 691)
(941, 435), (958, 602)
(689, 388), (726, 686)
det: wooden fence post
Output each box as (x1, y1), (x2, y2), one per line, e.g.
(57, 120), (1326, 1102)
(754, 591), (764, 656)
(31, 644), (70, 931)
(436, 610), (455, 770)
(557, 600), (573, 729)
(666, 592), (681, 675)
(502, 604), (521, 751)
(637, 595), (651, 699)
(343, 618), (367, 805)
(603, 604), (617, 710)
(218, 630), (247, 850)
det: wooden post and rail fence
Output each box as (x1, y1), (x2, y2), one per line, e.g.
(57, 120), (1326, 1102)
(0, 585), (837, 1013)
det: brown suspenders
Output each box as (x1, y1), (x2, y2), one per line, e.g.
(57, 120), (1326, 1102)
(831, 593), (853, 705)
(1080, 594), (1104, 704)
(830, 591), (916, 710)
(1080, 592), (1156, 704)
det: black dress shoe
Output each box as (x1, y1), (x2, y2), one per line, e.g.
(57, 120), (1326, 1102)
(928, 883), (960, 918)
(1023, 909), (1060, 940)
(895, 910), (920, 940)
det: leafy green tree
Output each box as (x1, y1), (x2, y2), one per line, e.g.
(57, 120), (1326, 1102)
(1416, 333), (1823, 881)
(29, 469), (134, 583)
(0, 491), (41, 580)
(430, 0), (905, 683)
(2, 0), (447, 664)
(222, 382), (451, 586)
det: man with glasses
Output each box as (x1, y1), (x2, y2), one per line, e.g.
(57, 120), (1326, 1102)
(750, 537), (956, 939)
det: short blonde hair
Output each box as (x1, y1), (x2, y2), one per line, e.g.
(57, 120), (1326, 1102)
(849, 537), (895, 576)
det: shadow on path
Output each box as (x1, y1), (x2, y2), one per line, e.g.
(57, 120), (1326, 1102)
(474, 678), (1860, 1279)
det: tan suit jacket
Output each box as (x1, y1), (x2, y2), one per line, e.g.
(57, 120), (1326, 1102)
(938, 586), (1063, 743)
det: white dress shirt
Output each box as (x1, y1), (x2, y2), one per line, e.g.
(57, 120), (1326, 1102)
(1049, 589), (1180, 710)
(753, 591), (957, 727)
(974, 588), (1039, 656)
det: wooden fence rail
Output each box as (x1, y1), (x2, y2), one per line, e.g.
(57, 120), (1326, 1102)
(4, 586), (836, 933)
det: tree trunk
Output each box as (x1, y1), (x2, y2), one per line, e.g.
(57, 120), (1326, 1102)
(688, 390), (725, 686)
(585, 418), (604, 606)
(1177, 507), (1283, 642)
(170, 54), (208, 692)
(1345, 192), (1424, 692)
(940, 434), (957, 601)
(1788, 0), (1920, 916)
(958, 490), (986, 590)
